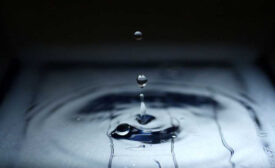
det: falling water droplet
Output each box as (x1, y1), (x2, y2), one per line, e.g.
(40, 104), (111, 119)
(136, 74), (152, 125)
(134, 31), (143, 40)
(136, 74), (147, 88)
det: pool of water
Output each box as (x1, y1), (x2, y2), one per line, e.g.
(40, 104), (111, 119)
(19, 83), (272, 168)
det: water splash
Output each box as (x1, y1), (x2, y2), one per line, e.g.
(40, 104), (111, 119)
(22, 84), (272, 168)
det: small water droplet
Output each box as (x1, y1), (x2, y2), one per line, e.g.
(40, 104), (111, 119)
(112, 123), (130, 136)
(136, 74), (147, 88)
(134, 31), (142, 40)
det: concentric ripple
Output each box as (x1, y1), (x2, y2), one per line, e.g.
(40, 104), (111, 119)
(20, 83), (273, 168)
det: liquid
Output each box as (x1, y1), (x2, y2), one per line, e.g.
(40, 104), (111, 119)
(136, 75), (147, 88)
(136, 74), (150, 125)
(136, 114), (155, 125)
(134, 31), (143, 41)
(111, 123), (179, 144)
(139, 93), (146, 117)
(22, 84), (274, 168)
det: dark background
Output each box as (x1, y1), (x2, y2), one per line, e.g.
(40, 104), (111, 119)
(0, 1), (275, 74)
(1, 1), (274, 46)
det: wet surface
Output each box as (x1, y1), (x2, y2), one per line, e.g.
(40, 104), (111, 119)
(18, 83), (274, 168)
(1, 64), (275, 168)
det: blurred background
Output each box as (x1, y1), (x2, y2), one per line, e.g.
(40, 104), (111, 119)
(0, 0), (275, 98)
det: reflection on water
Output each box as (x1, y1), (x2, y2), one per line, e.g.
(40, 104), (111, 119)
(21, 83), (273, 168)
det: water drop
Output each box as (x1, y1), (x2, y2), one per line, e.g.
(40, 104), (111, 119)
(136, 74), (147, 88)
(112, 123), (130, 136)
(136, 74), (150, 124)
(134, 31), (142, 40)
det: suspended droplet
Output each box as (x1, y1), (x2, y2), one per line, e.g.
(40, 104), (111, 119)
(136, 74), (148, 88)
(134, 31), (143, 40)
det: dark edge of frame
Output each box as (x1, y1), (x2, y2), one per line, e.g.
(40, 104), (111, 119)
(0, 58), (20, 106)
